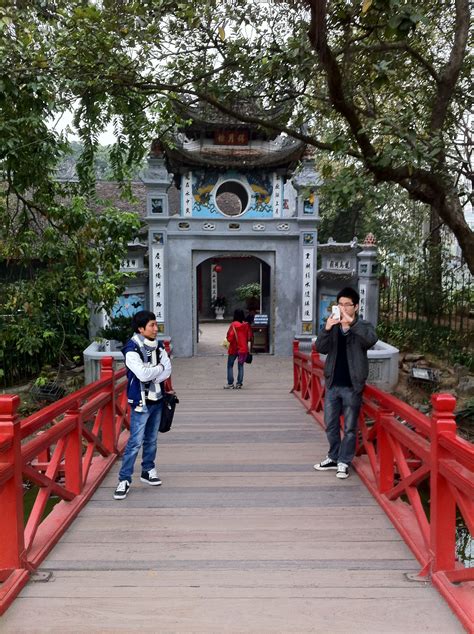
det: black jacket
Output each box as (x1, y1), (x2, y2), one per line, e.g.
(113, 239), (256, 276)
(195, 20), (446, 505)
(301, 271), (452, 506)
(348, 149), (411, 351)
(315, 318), (378, 392)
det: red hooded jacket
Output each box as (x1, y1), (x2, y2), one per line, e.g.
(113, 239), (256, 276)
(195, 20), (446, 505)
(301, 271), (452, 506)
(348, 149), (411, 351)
(226, 321), (250, 355)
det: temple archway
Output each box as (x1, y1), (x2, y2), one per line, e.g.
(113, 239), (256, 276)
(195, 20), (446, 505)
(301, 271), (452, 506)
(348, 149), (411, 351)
(195, 253), (272, 356)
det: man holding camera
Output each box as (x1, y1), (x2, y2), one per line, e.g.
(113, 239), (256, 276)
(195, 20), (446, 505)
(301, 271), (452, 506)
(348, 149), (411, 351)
(313, 287), (378, 479)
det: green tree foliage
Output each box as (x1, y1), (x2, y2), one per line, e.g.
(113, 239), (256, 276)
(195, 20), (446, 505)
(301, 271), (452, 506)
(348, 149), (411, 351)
(317, 160), (428, 265)
(0, 3), (140, 384)
(2, 1), (471, 270)
(1, 1), (472, 387)
(153, 0), (473, 271)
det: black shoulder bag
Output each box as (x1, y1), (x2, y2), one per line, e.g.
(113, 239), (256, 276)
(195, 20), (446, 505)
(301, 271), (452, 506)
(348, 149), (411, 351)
(159, 391), (179, 433)
(158, 345), (179, 433)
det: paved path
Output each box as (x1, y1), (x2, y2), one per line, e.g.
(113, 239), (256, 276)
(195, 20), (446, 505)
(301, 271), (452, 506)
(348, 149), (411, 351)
(196, 321), (231, 356)
(2, 357), (462, 633)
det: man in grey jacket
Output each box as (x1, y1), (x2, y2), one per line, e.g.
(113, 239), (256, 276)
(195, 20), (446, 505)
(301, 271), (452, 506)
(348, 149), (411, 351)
(314, 287), (378, 479)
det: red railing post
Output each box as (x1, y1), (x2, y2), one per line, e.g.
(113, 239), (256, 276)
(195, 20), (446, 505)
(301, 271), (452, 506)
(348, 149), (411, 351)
(64, 401), (83, 495)
(0, 395), (26, 570)
(101, 357), (117, 454)
(292, 340), (299, 393)
(377, 408), (394, 493)
(430, 393), (457, 573)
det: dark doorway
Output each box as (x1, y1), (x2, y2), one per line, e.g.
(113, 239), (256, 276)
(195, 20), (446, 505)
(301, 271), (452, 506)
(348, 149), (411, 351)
(196, 255), (271, 356)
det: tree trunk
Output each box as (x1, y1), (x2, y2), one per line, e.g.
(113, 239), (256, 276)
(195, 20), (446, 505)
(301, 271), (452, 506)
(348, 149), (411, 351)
(437, 192), (474, 274)
(423, 208), (443, 316)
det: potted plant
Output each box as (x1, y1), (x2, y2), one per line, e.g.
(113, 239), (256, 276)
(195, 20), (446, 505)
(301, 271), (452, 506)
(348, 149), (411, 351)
(235, 282), (261, 311)
(211, 296), (227, 319)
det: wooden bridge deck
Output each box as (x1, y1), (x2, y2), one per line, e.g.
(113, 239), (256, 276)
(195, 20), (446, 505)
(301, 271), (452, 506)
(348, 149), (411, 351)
(2, 356), (462, 633)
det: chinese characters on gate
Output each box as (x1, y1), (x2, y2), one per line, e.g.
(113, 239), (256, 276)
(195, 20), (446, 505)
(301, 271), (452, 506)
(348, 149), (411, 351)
(183, 173), (193, 217)
(211, 267), (218, 302)
(358, 283), (367, 319)
(214, 130), (249, 145)
(302, 248), (314, 322)
(151, 244), (165, 324)
(273, 174), (282, 217)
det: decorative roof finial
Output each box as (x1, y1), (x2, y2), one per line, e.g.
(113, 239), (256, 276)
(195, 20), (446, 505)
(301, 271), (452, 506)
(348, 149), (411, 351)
(150, 139), (164, 157)
(363, 232), (376, 246)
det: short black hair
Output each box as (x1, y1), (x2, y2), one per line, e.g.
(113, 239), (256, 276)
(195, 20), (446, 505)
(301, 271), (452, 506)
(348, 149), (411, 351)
(131, 310), (157, 333)
(233, 309), (245, 322)
(337, 287), (359, 305)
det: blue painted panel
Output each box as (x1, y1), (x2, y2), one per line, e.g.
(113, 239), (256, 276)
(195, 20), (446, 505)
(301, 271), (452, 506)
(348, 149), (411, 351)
(112, 294), (145, 318)
(187, 170), (276, 219)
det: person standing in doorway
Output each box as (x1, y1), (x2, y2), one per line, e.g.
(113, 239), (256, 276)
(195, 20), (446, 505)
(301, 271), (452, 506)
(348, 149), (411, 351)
(114, 310), (172, 500)
(313, 287), (377, 479)
(224, 308), (251, 389)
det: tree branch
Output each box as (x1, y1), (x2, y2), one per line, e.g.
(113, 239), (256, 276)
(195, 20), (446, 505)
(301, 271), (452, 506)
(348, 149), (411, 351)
(430, 0), (470, 132)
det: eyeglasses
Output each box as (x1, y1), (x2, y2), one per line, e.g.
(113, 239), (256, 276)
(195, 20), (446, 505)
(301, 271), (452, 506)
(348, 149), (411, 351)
(338, 302), (354, 307)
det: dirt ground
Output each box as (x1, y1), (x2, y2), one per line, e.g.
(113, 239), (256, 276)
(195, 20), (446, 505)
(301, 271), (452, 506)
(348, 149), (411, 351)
(393, 352), (473, 441)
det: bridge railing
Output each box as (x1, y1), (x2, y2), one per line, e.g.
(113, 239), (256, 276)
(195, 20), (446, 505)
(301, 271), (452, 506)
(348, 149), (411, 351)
(292, 340), (473, 632)
(0, 357), (129, 615)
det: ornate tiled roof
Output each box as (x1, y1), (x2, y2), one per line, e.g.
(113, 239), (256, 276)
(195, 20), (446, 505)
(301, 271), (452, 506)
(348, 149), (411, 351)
(158, 99), (306, 173)
(173, 99), (289, 138)
(164, 136), (306, 173)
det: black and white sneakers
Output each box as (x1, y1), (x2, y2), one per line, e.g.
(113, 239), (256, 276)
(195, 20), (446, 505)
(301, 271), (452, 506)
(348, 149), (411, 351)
(313, 456), (338, 471)
(113, 480), (130, 500)
(114, 469), (162, 499)
(336, 463), (349, 479)
(140, 468), (162, 486)
(314, 457), (350, 479)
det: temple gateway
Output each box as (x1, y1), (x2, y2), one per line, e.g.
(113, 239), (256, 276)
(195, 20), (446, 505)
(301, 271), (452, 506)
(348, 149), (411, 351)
(94, 102), (379, 357)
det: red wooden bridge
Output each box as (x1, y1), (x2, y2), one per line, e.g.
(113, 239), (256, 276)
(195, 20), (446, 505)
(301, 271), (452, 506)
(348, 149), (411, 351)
(0, 346), (472, 632)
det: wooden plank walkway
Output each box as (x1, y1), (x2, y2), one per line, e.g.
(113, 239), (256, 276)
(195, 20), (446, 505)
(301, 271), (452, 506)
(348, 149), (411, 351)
(2, 357), (462, 633)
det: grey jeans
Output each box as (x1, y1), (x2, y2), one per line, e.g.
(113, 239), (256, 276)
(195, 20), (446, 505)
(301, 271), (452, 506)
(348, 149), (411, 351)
(324, 385), (362, 466)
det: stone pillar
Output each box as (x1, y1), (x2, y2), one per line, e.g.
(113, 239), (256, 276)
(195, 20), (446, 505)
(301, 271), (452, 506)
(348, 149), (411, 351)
(299, 230), (318, 337)
(292, 153), (321, 342)
(142, 143), (172, 218)
(143, 143), (172, 336)
(292, 155), (322, 220)
(357, 233), (379, 326)
(148, 230), (168, 336)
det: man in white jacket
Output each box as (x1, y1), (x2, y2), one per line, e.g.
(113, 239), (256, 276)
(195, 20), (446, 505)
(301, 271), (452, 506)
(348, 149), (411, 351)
(114, 311), (172, 500)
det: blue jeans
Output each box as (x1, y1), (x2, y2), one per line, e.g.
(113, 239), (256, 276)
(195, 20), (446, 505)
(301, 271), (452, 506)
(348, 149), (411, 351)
(324, 385), (362, 466)
(119, 400), (163, 482)
(227, 354), (244, 385)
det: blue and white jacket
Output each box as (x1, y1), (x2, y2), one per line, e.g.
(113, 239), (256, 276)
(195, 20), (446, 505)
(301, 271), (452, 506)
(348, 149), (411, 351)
(122, 336), (172, 411)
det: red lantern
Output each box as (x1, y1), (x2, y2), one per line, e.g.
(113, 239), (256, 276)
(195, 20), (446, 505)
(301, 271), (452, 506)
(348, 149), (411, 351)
(214, 264), (223, 273)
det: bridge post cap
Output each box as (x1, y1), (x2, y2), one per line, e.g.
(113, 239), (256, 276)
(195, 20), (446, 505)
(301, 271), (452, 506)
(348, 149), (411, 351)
(430, 393), (456, 412)
(0, 394), (21, 416)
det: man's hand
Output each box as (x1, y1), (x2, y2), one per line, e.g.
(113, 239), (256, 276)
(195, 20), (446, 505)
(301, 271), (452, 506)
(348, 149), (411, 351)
(340, 306), (354, 328)
(325, 314), (340, 331)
